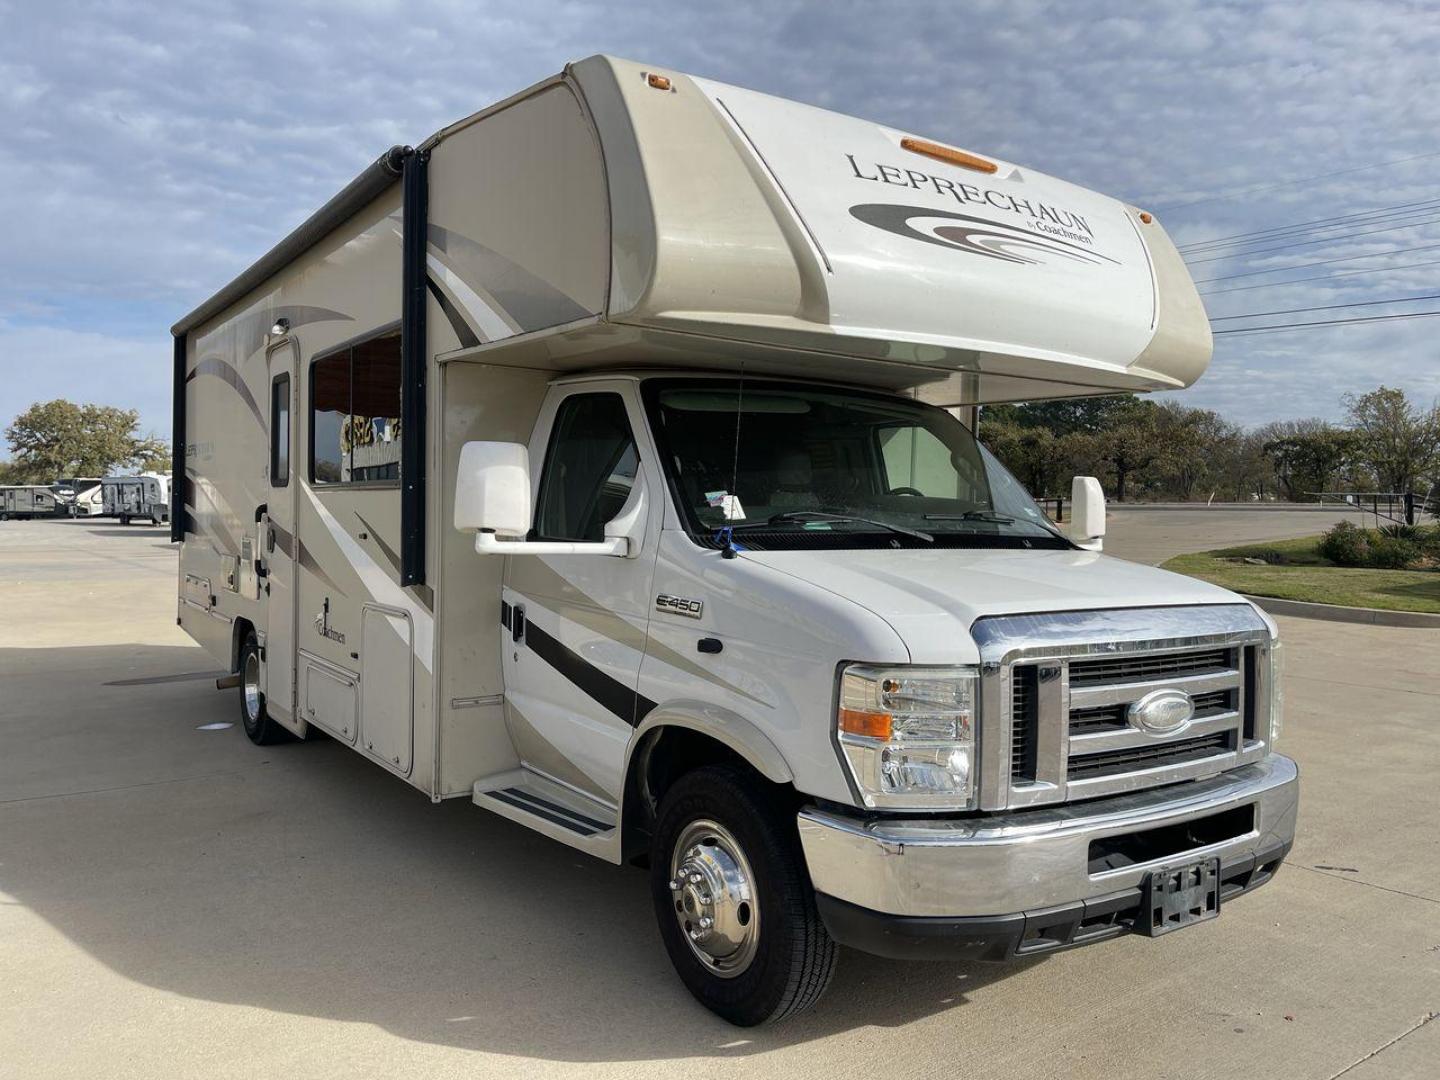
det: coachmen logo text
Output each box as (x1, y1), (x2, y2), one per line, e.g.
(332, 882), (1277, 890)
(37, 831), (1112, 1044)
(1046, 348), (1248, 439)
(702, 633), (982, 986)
(845, 153), (1119, 267)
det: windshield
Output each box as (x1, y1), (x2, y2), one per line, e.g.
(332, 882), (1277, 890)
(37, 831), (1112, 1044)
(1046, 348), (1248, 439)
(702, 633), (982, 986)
(643, 380), (1070, 550)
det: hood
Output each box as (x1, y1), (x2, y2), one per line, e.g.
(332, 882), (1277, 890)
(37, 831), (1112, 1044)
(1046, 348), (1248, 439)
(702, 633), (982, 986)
(743, 548), (1248, 664)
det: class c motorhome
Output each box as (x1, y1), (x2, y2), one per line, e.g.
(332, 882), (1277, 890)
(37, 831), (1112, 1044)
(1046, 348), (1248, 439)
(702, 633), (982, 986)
(173, 56), (1296, 1026)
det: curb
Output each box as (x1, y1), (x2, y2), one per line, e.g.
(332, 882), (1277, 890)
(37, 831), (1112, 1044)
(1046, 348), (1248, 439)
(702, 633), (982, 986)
(1241, 594), (1440, 629)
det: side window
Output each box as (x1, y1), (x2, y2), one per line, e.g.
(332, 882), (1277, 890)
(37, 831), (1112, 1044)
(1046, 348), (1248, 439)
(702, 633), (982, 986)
(311, 353), (348, 483)
(535, 394), (639, 541)
(310, 331), (401, 484)
(270, 374), (290, 487)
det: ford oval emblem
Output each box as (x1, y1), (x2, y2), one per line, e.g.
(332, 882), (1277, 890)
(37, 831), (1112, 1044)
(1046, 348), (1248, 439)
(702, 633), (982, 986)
(1127, 688), (1195, 736)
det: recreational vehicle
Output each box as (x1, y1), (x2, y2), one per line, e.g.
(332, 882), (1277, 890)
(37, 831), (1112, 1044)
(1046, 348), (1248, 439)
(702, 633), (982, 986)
(102, 473), (170, 526)
(0, 485), (61, 520)
(55, 477), (104, 517)
(173, 56), (1296, 1025)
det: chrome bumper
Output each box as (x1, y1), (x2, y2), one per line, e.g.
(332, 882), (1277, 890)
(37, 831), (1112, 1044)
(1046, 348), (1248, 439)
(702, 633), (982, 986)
(799, 754), (1298, 919)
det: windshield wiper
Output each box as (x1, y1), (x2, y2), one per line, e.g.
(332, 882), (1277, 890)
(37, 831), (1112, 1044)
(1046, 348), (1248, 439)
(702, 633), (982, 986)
(731, 510), (933, 543)
(925, 510), (1016, 524)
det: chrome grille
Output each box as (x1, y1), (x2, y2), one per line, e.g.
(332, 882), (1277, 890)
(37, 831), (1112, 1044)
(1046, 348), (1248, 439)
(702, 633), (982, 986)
(977, 605), (1275, 811)
(1066, 731), (1235, 781)
(1068, 648), (1232, 686)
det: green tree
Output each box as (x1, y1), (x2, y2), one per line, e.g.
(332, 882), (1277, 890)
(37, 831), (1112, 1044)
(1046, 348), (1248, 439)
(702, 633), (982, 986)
(4, 400), (159, 478)
(1342, 386), (1440, 494)
(1258, 420), (1357, 501)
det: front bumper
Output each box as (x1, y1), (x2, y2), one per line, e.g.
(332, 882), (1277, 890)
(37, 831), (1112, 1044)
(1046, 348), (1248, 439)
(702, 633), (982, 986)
(798, 754), (1298, 961)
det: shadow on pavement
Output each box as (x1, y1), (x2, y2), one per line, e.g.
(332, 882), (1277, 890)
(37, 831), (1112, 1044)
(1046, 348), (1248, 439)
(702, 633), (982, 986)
(0, 642), (1040, 1061)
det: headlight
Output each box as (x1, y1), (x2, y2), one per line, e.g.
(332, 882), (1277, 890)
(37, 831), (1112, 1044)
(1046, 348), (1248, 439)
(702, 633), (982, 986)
(836, 664), (977, 809)
(1268, 639), (1284, 750)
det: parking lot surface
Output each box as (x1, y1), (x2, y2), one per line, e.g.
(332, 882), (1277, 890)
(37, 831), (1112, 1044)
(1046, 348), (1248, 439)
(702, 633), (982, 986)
(2, 517), (1436, 1079)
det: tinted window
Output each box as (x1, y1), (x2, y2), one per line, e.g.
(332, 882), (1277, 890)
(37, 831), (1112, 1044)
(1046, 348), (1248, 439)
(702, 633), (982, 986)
(310, 331), (401, 484)
(270, 374), (290, 486)
(535, 394), (638, 541)
(349, 336), (402, 482)
(311, 353), (347, 483)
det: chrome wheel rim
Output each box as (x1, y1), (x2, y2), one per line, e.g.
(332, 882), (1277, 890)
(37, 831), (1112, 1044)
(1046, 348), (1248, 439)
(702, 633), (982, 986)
(668, 819), (759, 979)
(242, 651), (262, 725)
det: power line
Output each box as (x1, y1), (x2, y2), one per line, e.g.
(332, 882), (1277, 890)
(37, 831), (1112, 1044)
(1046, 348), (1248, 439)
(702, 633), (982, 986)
(1146, 149), (1440, 214)
(1184, 214), (1440, 266)
(1209, 293), (1440, 322)
(1191, 240), (1440, 284)
(1196, 256), (1440, 296)
(1212, 309), (1440, 336)
(1179, 199), (1440, 253)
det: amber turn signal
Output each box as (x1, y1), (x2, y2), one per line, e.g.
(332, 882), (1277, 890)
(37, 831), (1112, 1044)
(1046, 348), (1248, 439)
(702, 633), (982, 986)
(647, 73), (672, 91)
(1139, 211), (1154, 224)
(901, 136), (998, 174)
(838, 708), (893, 740)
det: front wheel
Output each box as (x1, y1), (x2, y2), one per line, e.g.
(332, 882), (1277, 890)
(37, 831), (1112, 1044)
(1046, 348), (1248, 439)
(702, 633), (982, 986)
(649, 766), (838, 1026)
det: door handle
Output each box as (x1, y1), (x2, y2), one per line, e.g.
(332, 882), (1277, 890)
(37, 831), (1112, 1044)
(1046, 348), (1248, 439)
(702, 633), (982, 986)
(512, 604), (526, 644)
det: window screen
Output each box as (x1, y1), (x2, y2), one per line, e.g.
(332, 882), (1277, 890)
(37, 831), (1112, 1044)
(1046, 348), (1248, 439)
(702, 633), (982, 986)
(535, 394), (638, 541)
(310, 331), (401, 484)
(270, 373), (290, 487)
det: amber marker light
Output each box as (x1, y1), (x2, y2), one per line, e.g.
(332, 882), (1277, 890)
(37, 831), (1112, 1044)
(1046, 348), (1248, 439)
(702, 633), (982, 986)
(838, 709), (893, 740)
(646, 73), (673, 91)
(1139, 211), (1154, 224)
(901, 136), (998, 174)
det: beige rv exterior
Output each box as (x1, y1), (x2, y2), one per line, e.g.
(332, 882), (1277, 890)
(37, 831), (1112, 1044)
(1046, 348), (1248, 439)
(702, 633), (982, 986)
(171, 56), (1287, 1026)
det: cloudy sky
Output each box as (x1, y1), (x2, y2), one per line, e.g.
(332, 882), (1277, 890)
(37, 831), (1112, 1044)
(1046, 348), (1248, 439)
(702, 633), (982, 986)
(2, 0), (1438, 443)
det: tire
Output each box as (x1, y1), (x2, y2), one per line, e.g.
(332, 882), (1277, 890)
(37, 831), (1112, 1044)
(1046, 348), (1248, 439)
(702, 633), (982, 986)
(119, 515), (130, 526)
(649, 765), (838, 1026)
(237, 630), (292, 745)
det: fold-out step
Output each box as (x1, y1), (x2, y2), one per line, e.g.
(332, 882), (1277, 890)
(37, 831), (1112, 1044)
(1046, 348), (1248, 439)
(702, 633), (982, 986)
(473, 769), (619, 857)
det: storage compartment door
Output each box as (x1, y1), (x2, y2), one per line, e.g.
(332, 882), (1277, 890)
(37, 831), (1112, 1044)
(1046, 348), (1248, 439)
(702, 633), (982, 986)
(304, 661), (358, 745)
(361, 604), (414, 776)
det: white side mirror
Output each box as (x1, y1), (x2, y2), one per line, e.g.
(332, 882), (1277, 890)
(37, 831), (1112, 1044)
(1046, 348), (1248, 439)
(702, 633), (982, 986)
(1070, 475), (1106, 552)
(455, 441), (532, 536)
(455, 440), (641, 558)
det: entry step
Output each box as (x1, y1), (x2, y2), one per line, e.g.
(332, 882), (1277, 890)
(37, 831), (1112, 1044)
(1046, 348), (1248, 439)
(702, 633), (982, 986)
(473, 769), (617, 845)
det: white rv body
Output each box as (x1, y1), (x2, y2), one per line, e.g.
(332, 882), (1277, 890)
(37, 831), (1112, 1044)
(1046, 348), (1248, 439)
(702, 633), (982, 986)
(53, 477), (104, 516)
(172, 57), (1294, 1024)
(0, 485), (61, 520)
(102, 474), (170, 525)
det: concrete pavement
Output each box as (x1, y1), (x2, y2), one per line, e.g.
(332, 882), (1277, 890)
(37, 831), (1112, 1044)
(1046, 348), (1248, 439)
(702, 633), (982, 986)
(1, 517), (1436, 1080)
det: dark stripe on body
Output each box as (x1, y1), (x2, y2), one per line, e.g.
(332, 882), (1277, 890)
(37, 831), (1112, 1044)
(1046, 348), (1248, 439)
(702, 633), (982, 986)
(509, 611), (657, 726)
(425, 277), (482, 349)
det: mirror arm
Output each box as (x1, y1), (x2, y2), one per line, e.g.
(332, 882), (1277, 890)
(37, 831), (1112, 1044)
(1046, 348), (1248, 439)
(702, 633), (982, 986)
(473, 533), (629, 557)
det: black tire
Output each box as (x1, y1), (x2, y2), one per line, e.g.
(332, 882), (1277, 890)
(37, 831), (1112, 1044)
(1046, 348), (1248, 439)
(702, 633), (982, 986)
(237, 630), (292, 745)
(649, 765), (838, 1026)
(119, 514), (130, 526)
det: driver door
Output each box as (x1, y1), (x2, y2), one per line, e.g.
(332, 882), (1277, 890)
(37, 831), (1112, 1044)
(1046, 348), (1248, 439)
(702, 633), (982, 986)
(500, 384), (659, 802)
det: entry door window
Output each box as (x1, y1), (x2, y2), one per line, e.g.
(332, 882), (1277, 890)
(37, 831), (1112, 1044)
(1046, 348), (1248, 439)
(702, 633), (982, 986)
(535, 394), (639, 541)
(270, 374), (290, 487)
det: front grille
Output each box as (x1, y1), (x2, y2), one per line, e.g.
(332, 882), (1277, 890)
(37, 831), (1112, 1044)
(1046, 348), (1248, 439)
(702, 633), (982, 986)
(1068, 648), (1231, 686)
(979, 607), (1272, 810)
(1010, 669), (1038, 782)
(1067, 732), (1234, 781)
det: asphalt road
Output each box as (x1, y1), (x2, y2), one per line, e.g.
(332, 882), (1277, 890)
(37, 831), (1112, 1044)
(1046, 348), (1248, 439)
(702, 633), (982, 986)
(2, 516), (1436, 1079)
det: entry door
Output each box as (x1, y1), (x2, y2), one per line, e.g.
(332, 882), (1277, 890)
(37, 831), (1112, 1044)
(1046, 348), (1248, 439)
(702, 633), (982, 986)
(501, 387), (659, 802)
(263, 341), (300, 722)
